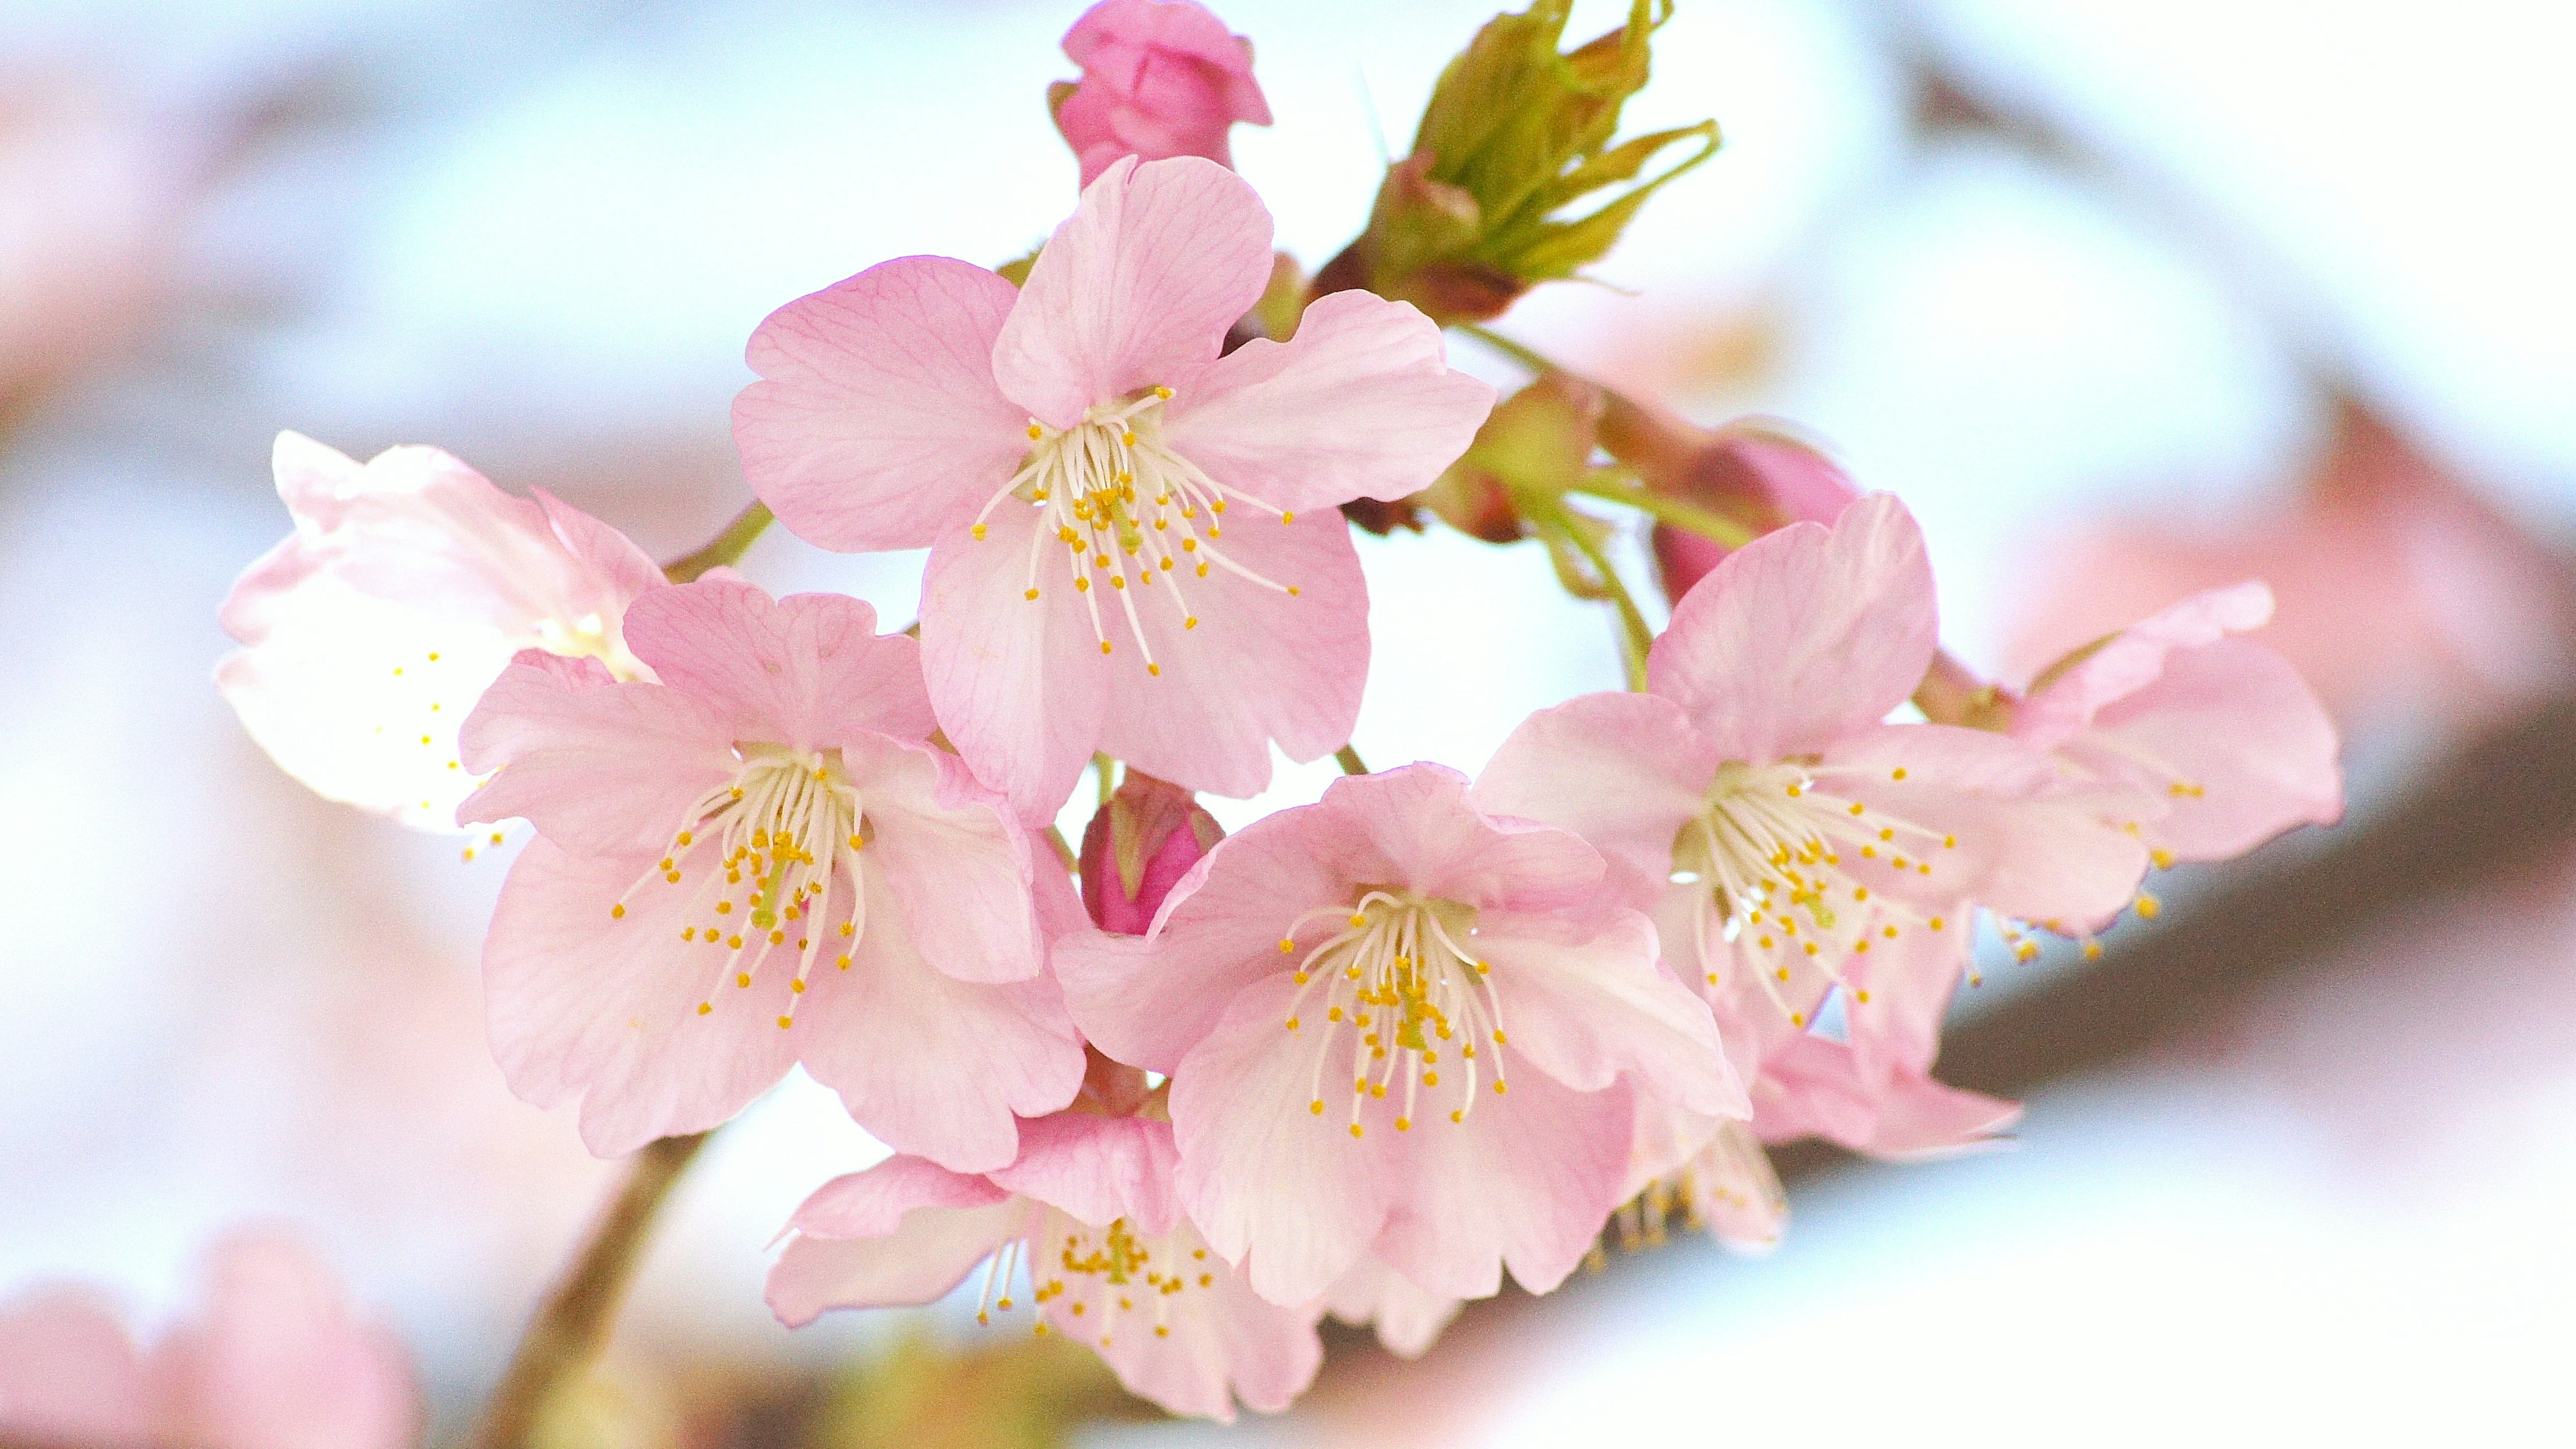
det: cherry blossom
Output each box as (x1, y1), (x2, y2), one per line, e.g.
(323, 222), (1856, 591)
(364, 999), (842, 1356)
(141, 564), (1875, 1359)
(734, 155), (1493, 817)
(458, 576), (1082, 1165)
(1052, 0), (1271, 186)
(1053, 763), (1743, 1307)
(1080, 769), (1224, 932)
(0, 1232), (417, 1449)
(2012, 582), (2343, 871)
(768, 1109), (1320, 1422)
(218, 431), (663, 833)
(1477, 494), (2153, 1161)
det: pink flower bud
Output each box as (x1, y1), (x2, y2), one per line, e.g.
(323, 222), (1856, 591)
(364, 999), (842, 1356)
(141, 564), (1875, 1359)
(1080, 769), (1225, 934)
(1643, 421), (1856, 603)
(1051, 0), (1272, 187)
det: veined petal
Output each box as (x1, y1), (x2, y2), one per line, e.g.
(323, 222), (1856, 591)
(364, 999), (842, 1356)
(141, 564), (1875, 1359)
(2015, 581), (2275, 749)
(455, 651), (735, 857)
(921, 502), (1110, 821)
(1474, 690), (1715, 904)
(1091, 509), (1368, 799)
(992, 156), (1272, 429)
(767, 1168), (1026, 1327)
(1477, 909), (1745, 1119)
(623, 578), (935, 749)
(842, 735), (1041, 985)
(986, 1112), (1184, 1234)
(798, 865), (1085, 1173)
(1648, 492), (1937, 761)
(482, 841), (800, 1157)
(1161, 289), (1495, 512)
(1372, 1072), (1630, 1300)
(1171, 974), (1401, 1306)
(735, 255), (1028, 552)
(1322, 765), (1609, 916)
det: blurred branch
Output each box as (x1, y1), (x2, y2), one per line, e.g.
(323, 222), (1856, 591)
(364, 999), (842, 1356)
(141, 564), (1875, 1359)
(474, 1130), (711, 1449)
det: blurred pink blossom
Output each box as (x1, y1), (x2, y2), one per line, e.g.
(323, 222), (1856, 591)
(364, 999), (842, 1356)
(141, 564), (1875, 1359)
(1051, 0), (1272, 186)
(1056, 763), (1741, 1307)
(0, 1233), (417, 1449)
(459, 577), (1083, 1165)
(735, 156), (1491, 818)
(218, 432), (666, 833)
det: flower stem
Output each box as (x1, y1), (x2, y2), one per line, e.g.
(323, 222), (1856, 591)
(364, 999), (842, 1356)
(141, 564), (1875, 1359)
(1565, 478), (1756, 551)
(1454, 323), (1560, 378)
(1334, 744), (1369, 775)
(661, 502), (774, 584)
(473, 1131), (711, 1449)
(1531, 499), (1652, 692)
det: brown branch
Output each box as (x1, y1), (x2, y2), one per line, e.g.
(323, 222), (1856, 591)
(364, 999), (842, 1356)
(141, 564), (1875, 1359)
(473, 1130), (712, 1448)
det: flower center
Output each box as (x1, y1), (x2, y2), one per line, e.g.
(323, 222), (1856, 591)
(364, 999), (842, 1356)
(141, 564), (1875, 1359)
(1670, 759), (1957, 1026)
(608, 743), (869, 1030)
(975, 1213), (1225, 1348)
(970, 386), (1300, 677)
(1275, 890), (1511, 1137)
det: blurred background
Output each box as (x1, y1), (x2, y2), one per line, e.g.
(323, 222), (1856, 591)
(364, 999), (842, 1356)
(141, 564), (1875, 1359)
(3, 0), (2572, 1441)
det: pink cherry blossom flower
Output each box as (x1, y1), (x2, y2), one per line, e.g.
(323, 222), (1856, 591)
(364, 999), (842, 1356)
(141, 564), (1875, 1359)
(1054, 763), (1743, 1307)
(458, 576), (1083, 1165)
(1081, 769), (1225, 932)
(1477, 494), (2151, 1161)
(0, 1232), (417, 1449)
(734, 156), (1495, 818)
(219, 431), (664, 833)
(1052, 0), (1272, 187)
(2012, 581), (2343, 869)
(768, 1110), (1320, 1422)
(1626, 1100), (1788, 1252)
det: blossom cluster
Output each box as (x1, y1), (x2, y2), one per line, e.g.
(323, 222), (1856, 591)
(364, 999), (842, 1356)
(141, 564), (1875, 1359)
(168, 0), (2343, 1429)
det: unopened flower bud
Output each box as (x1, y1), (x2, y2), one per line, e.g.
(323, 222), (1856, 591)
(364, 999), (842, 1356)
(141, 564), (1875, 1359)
(1080, 769), (1226, 934)
(1419, 372), (1606, 543)
(1598, 395), (1853, 601)
(1051, 0), (1271, 187)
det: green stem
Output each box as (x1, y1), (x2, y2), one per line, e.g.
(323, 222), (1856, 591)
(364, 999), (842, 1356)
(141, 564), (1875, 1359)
(474, 1132), (711, 1448)
(1454, 323), (1561, 377)
(1093, 753), (1118, 808)
(1533, 499), (1652, 691)
(1044, 824), (1079, 873)
(1334, 744), (1369, 775)
(661, 502), (774, 584)
(1566, 478), (1756, 551)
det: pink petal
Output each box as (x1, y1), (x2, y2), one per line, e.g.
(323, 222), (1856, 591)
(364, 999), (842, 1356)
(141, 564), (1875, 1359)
(735, 255), (1028, 552)
(2072, 637), (2343, 863)
(920, 502), (1112, 820)
(455, 650), (735, 855)
(534, 486), (665, 606)
(2015, 580), (2275, 748)
(1322, 764), (1609, 914)
(1825, 722), (2151, 931)
(1472, 690), (1715, 904)
(992, 156), (1272, 429)
(153, 1233), (420, 1449)
(482, 840), (801, 1156)
(1091, 510), (1369, 799)
(1371, 1072), (1631, 1300)
(0, 1287), (154, 1446)
(1161, 288), (1496, 512)
(767, 1162), (1026, 1326)
(797, 863), (1085, 1173)
(1629, 1105), (1788, 1251)
(623, 578), (936, 749)
(843, 734), (1042, 985)
(1318, 1256), (1460, 1360)
(1648, 492), (1938, 762)
(986, 1112), (1185, 1234)
(1170, 973), (1401, 1305)
(1476, 908), (1745, 1119)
